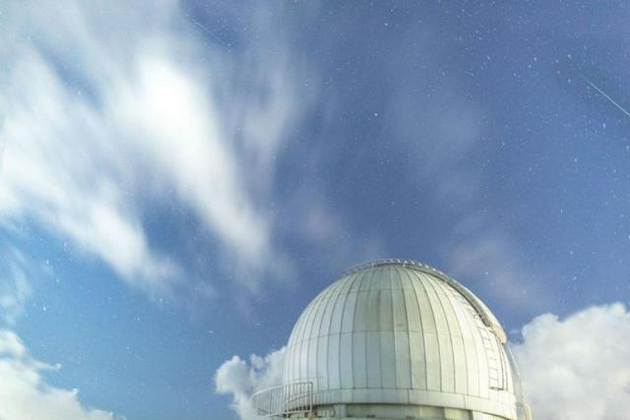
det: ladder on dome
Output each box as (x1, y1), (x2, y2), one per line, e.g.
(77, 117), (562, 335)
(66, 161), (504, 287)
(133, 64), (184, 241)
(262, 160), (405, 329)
(454, 293), (507, 391)
(478, 322), (508, 391)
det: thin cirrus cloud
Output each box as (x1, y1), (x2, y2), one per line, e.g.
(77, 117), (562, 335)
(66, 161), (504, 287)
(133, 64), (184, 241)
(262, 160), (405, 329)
(446, 229), (550, 314)
(0, 1), (310, 300)
(0, 247), (34, 326)
(373, 24), (548, 314)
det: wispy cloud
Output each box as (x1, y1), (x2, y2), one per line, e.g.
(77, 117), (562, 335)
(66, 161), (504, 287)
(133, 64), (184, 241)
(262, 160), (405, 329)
(446, 229), (550, 315)
(296, 198), (385, 273)
(379, 26), (551, 313)
(384, 28), (484, 204)
(0, 49), (182, 299)
(0, 329), (119, 420)
(0, 1), (312, 301)
(0, 248), (33, 326)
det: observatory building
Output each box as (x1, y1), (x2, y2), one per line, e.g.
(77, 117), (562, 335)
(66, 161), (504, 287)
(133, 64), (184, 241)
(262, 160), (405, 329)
(252, 259), (531, 420)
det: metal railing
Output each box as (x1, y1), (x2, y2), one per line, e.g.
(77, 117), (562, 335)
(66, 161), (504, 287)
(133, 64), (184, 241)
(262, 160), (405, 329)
(251, 382), (313, 417)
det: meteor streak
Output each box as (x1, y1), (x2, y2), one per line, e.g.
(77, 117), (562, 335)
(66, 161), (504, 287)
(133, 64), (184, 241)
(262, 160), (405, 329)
(580, 75), (630, 118)
(191, 20), (230, 47)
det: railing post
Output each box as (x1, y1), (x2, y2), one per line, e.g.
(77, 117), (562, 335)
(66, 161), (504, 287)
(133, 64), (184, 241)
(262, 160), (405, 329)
(250, 381), (313, 417)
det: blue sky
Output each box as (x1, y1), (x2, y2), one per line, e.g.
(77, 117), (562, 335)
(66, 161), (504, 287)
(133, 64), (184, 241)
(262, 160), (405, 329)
(1, 2), (630, 420)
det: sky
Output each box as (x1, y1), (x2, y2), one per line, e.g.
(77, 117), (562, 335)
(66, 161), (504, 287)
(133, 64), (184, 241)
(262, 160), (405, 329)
(1, 1), (630, 420)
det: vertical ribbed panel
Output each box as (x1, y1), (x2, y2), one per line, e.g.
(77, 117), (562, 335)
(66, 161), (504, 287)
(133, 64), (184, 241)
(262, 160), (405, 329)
(282, 263), (518, 420)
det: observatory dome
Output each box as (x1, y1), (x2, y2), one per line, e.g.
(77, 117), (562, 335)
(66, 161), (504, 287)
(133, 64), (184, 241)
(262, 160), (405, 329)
(253, 260), (530, 420)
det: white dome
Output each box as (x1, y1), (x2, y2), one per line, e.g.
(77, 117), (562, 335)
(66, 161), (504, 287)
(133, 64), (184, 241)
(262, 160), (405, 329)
(281, 260), (527, 420)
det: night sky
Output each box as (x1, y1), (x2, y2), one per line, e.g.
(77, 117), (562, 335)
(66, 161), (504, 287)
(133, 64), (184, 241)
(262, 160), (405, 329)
(1, 2), (630, 420)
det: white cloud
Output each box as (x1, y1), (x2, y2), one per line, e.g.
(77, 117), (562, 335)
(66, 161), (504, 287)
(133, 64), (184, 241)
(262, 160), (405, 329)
(513, 303), (630, 420)
(108, 49), (279, 290)
(0, 1), (310, 299)
(215, 347), (285, 420)
(0, 49), (181, 299)
(0, 329), (120, 420)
